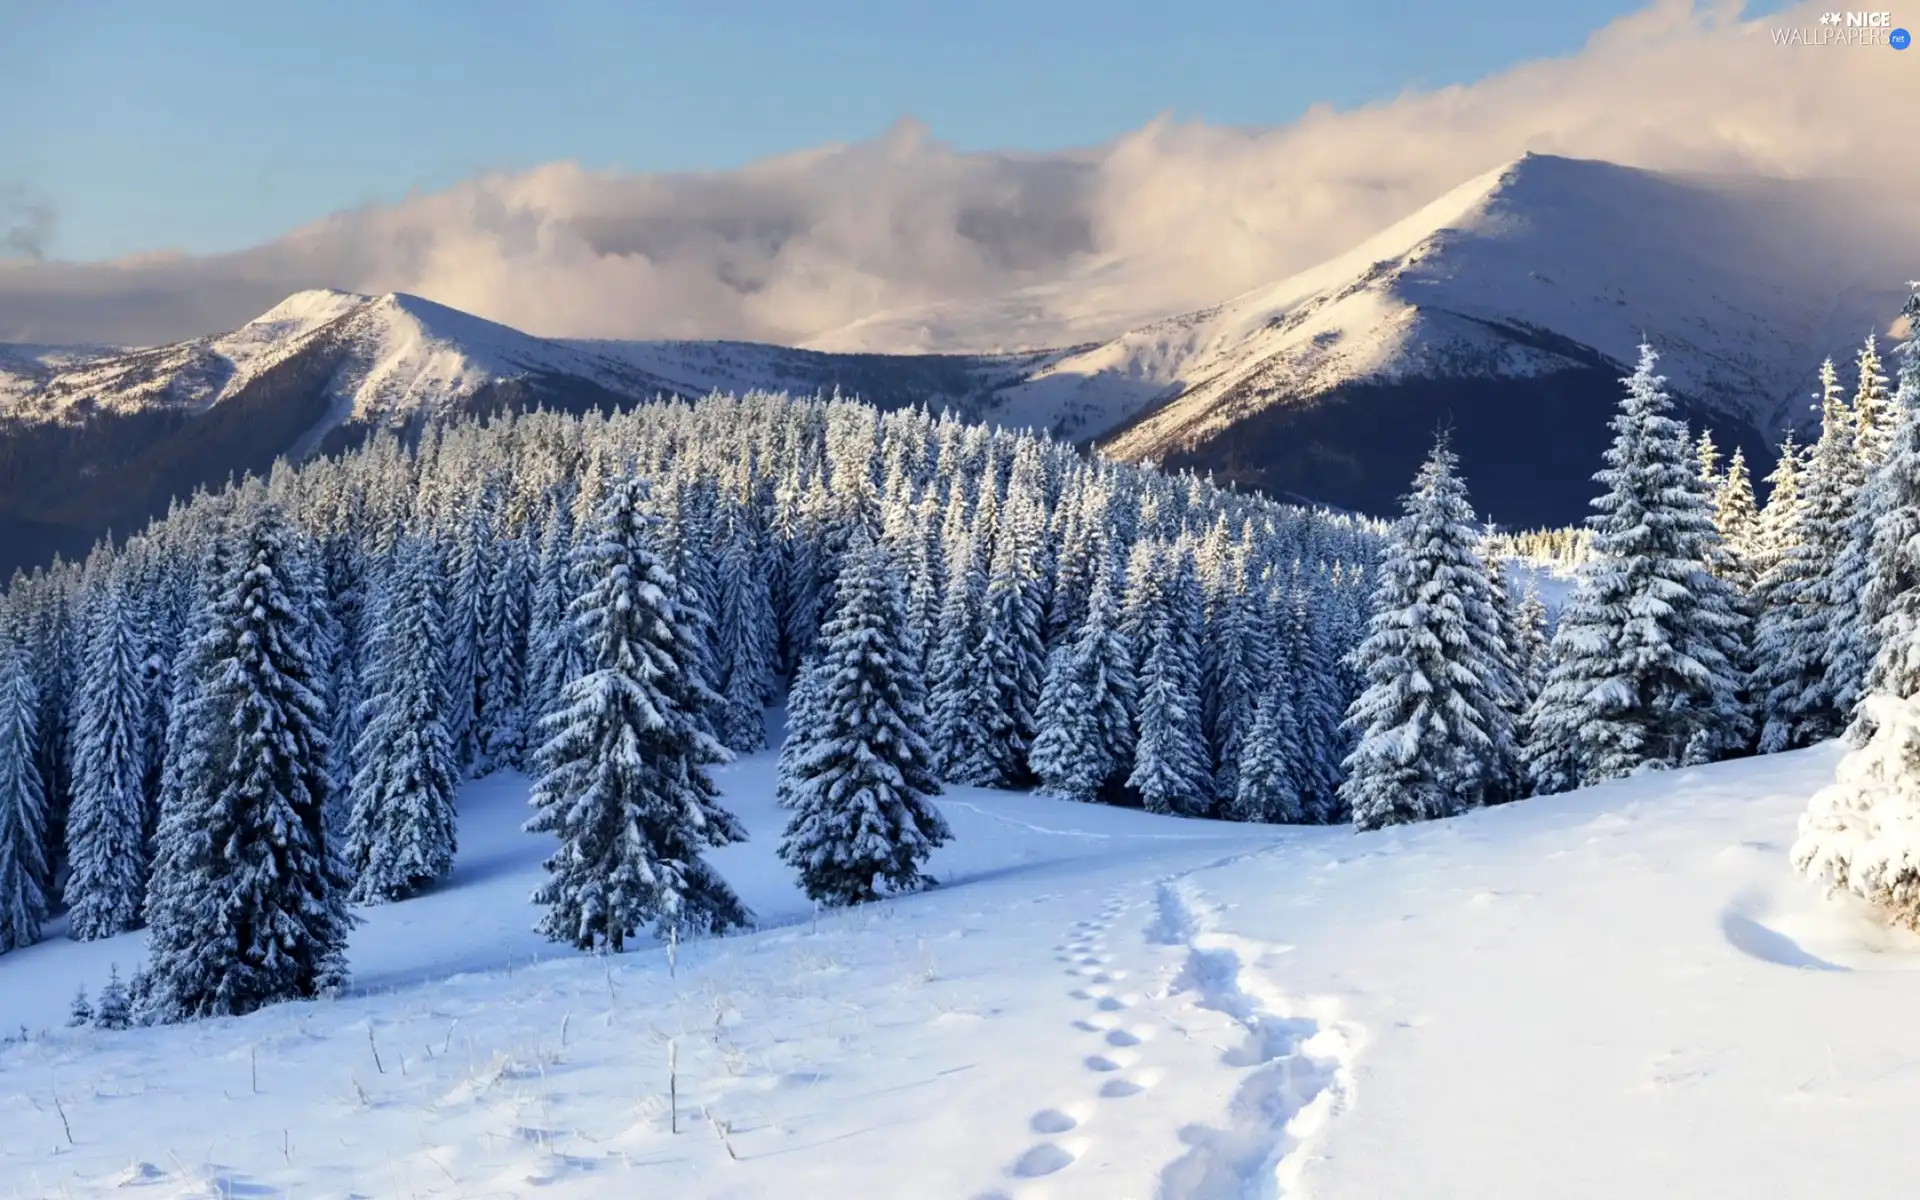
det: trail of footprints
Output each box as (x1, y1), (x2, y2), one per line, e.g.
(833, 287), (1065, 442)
(1002, 893), (1164, 1184)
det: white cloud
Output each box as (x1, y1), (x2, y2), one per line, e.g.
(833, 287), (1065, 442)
(0, 0), (1912, 349)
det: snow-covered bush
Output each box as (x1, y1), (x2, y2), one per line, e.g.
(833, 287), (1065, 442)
(1792, 692), (1920, 928)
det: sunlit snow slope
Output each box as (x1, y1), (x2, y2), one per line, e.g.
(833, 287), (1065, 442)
(1, 715), (1911, 1199)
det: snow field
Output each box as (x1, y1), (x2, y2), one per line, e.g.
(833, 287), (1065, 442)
(8, 730), (1920, 1198)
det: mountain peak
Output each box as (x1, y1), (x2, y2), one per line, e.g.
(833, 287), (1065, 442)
(243, 288), (371, 331)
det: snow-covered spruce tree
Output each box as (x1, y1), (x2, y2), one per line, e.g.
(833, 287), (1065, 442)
(1695, 429), (1722, 496)
(1029, 547), (1136, 804)
(525, 476), (749, 952)
(974, 458), (1048, 787)
(345, 537), (460, 903)
(1792, 692), (1920, 929)
(1524, 344), (1750, 793)
(474, 529), (532, 775)
(1756, 361), (1861, 750)
(1124, 540), (1213, 817)
(1339, 435), (1516, 830)
(1828, 328), (1909, 726)
(1285, 578), (1346, 822)
(774, 653), (826, 810)
(65, 574), (151, 940)
(443, 499), (493, 775)
(1849, 292), (1920, 734)
(67, 984), (90, 1027)
(527, 487), (582, 734)
(0, 639), (49, 953)
(1756, 432), (1805, 584)
(1201, 540), (1267, 810)
(712, 506), (777, 754)
(93, 962), (131, 1030)
(1712, 447), (1762, 594)
(778, 537), (951, 906)
(142, 501), (353, 1021)
(1513, 580), (1551, 716)
(1232, 683), (1305, 824)
(925, 491), (996, 783)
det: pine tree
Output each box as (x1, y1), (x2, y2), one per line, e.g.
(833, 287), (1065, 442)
(93, 963), (131, 1030)
(473, 531), (532, 775)
(525, 477), (750, 951)
(65, 575), (150, 940)
(527, 490), (582, 734)
(1713, 448), (1762, 594)
(1339, 436), (1515, 830)
(0, 639), (48, 953)
(346, 537), (460, 902)
(1124, 541), (1213, 816)
(1793, 692), (1920, 929)
(712, 509), (777, 754)
(778, 538), (950, 906)
(1524, 344), (1750, 792)
(444, 500), (492, 774)
(775, 653), (826, 809)
(974, 467), (1048, 787)
(925, 496), (995, 783)
(1514, 580), (1551, 715)
(1029, 550), (1136, 804)
(1288, 578), (1348, 822)
(1696, 430), (1722, 494)
(1826, 334), (1905, 724)
(67, 984), (90, 1027)
(1757, 361), (1858, 750)
(1232, 684), (1304, 823)
(1850, 292), (1920, 727)
(142, 503), (352, 1021)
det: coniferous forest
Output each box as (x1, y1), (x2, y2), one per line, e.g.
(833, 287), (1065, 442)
(4, 285), (1920, 1023)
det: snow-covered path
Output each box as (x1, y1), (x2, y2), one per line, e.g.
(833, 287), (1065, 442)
(5, 738), (1920, 1198)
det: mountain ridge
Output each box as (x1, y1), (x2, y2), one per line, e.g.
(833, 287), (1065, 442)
(1, 152), (1910, 572)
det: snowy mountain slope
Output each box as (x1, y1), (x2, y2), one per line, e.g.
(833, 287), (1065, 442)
(3, 720), (1913, 1198)
(968, 153), (1913, 523)
(0, 296), (1049, 571)
(15, 706), (1920, 1190)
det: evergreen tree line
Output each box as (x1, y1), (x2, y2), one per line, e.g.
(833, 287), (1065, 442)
(0, 392), (1383, 1019)
(1341, 291), (1920, 832)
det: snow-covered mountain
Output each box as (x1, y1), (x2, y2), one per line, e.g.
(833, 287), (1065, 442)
(0, 292), (1059, 568)
(983, 153), (1910, 523)
(1, 152), (1908, 566)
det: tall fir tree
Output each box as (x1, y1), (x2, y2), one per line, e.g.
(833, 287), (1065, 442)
(1124, 541), (1213, 816)
(443, 499), (493, 775)
(1826, 333), (1904, 724)
(527, 488), (582, 734)
(142, 502), (352, 1021)
(1339, 436), (1515, 830)
(0, 639), (49, 953)
(974, 463), (1048, 787)
(925, 492), (996, 783)
(1524, 344), (1750, 793)
(65, 575), (150, 940)
(712, 507), (777, 754)
(474, 530), (532, 774)
(1756, 361), (1859, 750)
(1029, 548), (1137, 804)
(345, 537), (460, 902)
(1850, 291), (1920, 730)
(525, 477), (750, 951)
(1712, 447), (1762, 594)
(778, 538), (951, 906)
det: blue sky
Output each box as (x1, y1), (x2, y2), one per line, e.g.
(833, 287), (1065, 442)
(2, 0), (1797, 262)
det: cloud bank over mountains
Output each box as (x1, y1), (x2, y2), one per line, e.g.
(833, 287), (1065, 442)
(1, 0), (1912, 350)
